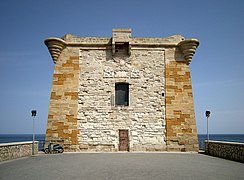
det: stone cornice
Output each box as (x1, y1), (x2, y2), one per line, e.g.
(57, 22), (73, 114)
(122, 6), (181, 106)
(178, 39), (199, 65)
(44, 36), (199, 64)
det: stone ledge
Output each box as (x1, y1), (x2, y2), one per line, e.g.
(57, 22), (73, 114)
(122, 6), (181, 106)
(205, 140), (244, 145)
(0, 141), (38, 147)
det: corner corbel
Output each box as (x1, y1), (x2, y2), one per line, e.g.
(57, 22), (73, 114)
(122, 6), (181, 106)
(178, 39), (199, 65)
(44, 38), (66, 64)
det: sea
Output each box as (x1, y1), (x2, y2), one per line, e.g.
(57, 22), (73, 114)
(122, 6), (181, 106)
(0, 134), (244, 151)
(197, 134), (244, 150)
(0, 134), (46, 151)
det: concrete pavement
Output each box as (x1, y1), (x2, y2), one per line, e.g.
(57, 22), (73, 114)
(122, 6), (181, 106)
(0, 152), (243, 180)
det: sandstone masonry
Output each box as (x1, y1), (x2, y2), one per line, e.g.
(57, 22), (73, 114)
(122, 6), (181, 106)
(44, 29), (199, 152)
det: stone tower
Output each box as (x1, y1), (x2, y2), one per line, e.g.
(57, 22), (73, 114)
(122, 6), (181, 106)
(44, 29), (199, 152)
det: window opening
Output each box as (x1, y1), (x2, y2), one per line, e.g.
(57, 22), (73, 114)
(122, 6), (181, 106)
(114, 42), (129, 56)
(115, 83), (129, 106)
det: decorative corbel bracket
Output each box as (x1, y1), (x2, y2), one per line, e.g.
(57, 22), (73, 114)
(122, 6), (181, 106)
(178, 39), (199, 65)
(44, 38), (66, 64)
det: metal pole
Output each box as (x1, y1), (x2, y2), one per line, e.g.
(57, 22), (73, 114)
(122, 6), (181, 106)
(32, 116), (35, 155)
(207, 116), (209, 142)
(205, 110), (210, 153)
(31, 110), (37, 155)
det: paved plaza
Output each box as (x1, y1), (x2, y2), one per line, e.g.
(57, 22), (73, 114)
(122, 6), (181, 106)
(0, 152), (243, 180)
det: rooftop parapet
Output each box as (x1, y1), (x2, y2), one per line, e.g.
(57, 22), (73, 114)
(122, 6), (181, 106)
(44, 29), (199, 64)
(112, 28), (132, 42)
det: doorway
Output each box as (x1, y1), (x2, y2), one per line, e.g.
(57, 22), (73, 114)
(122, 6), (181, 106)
(119, 130), (129, 151)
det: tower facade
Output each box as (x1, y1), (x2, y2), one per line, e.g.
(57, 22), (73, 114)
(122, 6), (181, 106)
(44, 29), (199, 152)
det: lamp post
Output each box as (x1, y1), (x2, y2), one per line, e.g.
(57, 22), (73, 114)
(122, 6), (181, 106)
(31, 110), (37, 155)
(205, 110), (211, 142)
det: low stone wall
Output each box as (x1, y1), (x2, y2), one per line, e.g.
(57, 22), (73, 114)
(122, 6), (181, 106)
(205, 140), (244, 162)
(0, 141), (38, 162)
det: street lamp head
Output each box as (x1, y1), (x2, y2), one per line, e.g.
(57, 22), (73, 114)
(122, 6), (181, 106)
(205, 110), (210, 118)
(31, 110), (37, 117)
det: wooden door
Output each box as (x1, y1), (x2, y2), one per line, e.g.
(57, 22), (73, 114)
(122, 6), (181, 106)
(119, 130), (129, 151)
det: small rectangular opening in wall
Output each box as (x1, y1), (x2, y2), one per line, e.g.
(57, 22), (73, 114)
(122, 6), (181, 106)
(115, 42), (129, 56)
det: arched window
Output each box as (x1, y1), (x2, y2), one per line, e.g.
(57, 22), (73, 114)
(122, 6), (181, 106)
(115, 83), (129, 106)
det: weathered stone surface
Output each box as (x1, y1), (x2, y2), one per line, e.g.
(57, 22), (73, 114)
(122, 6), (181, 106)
(0, 141), (38, 162)
(205, 141), (244, 162)
(77, 47), (166, 151)
(45, 29), (199, 152)
(165, 51), (199, 151)
(45, 47), (80, 151)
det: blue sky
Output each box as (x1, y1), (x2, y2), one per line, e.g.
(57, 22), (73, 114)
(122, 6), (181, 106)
(0, 0), (243, 134)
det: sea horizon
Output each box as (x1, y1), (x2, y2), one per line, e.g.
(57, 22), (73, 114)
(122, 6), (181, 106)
(1, 134), (244, 150)
(1, 133), (244, 135)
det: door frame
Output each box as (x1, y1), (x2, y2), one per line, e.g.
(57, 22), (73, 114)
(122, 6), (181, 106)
(119, 129), (129, 151)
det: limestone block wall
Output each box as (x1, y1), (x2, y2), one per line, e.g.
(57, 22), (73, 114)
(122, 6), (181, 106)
(205, 141), (244, 162)
(78, 48), (166, 151)
(0, 141), (38, 162)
